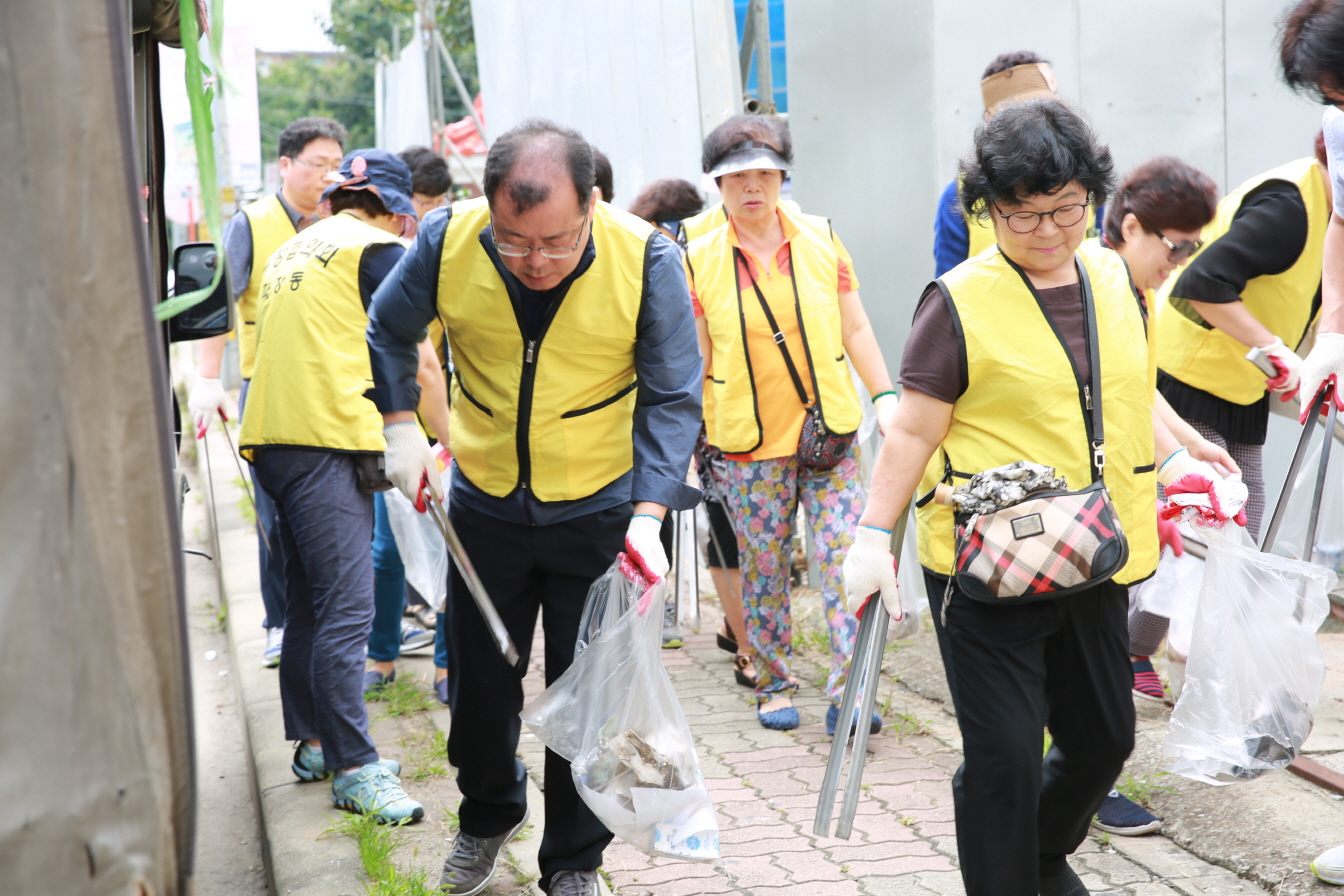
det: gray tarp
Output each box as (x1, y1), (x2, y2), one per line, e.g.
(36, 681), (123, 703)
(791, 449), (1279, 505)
(0, 1), (194, 894)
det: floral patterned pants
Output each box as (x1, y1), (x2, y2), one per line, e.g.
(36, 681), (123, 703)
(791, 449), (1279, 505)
(724, 447), (867, 705)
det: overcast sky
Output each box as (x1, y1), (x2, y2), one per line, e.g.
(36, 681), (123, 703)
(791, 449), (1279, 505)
(225, 0), (335, 53)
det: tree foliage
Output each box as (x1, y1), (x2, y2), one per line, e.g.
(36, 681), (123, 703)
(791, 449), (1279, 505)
(325, 0), (479, 118)
(257, 53), (375, 155)
(254, 0), (478, 163)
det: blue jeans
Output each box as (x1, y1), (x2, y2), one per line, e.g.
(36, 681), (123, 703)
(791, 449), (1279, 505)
(368, 493), (407, 662)
(238, 379), (287, 629)
(253, 447), (379, 771)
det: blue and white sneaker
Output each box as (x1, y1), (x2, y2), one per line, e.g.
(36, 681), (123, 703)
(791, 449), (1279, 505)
(1093, 789), (1162, 835)
(292, 742), (400, 782)
(331, 762), (423, 825)
(263, 626), (284, 668)
(400, 621), (434, 652)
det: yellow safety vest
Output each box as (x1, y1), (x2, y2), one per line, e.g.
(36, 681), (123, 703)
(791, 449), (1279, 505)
(435, 198), (656, 502)
(681, 198), (803, 246)
(236, 194), (298, 379)
(239, 213), (401, 459)
(1155, 157), (1328, 405)
(915, 241), (1159, 584)
(687, 205), (863, 454)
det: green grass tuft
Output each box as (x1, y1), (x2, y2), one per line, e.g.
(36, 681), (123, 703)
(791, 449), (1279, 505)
(366, 673), (437, 717)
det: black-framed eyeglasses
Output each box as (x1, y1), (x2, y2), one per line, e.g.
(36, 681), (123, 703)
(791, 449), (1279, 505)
(993, 199), (1091, 234)
(492, 210), (589, 259)
(1155, 230), (1203, 264)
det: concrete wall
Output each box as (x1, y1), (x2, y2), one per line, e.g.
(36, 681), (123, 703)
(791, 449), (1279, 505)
(785, 0), (1324, 359)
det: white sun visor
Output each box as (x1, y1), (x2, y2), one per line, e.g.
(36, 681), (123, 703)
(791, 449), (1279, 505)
(707, 140), (789, 178)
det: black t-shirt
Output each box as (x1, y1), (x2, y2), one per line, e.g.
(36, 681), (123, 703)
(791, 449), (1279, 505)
(1157, 179), (1313, 446)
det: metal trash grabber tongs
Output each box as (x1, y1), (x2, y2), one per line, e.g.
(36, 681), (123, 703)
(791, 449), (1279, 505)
(1261, 382), (1340, 563)
(814, 503), (911, 839)
(418, 474), (523, 671)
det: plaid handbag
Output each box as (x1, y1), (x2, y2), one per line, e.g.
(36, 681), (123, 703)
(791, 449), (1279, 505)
(945, 258), (1129, 605)
(952, 481), (1129, 602)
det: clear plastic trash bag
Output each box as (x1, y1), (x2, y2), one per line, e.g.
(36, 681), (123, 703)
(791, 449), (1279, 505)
(891, 506), (925, 641)
(521, 556), (720, 861)
(382, 469), (450, 612)
(1163, 526), (1336, 785)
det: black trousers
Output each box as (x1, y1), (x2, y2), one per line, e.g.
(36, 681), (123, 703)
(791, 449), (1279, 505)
(924, 569), (1134, 896)
(446, 500), (628, 892)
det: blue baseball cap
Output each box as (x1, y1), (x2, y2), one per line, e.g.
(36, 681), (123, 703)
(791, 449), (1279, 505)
(321, 149), (416, 219)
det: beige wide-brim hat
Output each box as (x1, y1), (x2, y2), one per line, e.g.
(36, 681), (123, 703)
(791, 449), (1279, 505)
(981, 62), (1059, 115)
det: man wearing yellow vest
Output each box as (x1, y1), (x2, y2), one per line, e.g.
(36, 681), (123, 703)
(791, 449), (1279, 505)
(187, 116), (347, 668)
(239, 148), (425, 825)
(932, 52), (1104, 278)
(1154, 138), (1331, 540)
(365, 118), (702, 896)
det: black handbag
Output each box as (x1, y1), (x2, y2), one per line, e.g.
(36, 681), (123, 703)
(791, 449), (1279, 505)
(737, 247), (856, 470)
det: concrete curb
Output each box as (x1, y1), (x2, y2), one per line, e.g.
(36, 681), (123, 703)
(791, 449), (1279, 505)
(197, 424), (368, 896)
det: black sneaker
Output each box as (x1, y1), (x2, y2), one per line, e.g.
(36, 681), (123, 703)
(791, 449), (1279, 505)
(550, 869), (600, 896)
(438, 808), (530, 895)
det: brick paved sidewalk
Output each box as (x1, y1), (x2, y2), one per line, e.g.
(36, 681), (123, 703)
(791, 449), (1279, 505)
(514, 603), (1268, 896)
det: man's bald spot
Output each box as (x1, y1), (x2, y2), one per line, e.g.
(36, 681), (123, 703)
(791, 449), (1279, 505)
(502, 134), (583, 215)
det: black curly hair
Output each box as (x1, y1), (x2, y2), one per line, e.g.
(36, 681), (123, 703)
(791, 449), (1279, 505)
(958, 97), (1115, 223)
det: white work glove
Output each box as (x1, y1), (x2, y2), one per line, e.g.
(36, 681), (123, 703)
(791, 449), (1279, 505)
(1298, 332), (1344, 423)
(383, 421), (441, 511)
(843, 525), (900, 620)
(625, 514), (669, 582)
(188, 376), (229, 438)
(873, 393), (899, 437)
(1157, 447), (1248, 528)
(1260, 336), (1303, 401)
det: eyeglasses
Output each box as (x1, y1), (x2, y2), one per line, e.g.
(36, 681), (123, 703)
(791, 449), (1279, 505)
(290, 156), (342, 174)
(993, 199), (1090, 234)
(492, 210), (589, 259)
(1154, 230), (1203, 264)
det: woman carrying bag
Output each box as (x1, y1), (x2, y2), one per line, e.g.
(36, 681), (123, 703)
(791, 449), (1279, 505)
(842, 99), (1242, 896)
(686, 115), (899, 733)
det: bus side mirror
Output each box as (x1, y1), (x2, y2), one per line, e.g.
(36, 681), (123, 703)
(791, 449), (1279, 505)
(169, 242), (234, 342)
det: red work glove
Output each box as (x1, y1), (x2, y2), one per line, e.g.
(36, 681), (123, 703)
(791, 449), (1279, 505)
(1156, 504), (1184, 557)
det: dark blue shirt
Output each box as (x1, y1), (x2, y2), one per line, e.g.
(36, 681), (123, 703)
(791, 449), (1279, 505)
(366, 206), (703, 525)
(222, 191), (306, 299)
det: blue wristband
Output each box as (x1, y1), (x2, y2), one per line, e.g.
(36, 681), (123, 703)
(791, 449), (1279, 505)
(632, 514), (663, 522)
(859, 524), (892, 534)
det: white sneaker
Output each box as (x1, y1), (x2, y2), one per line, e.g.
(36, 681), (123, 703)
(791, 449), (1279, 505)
(1313, 844), (1344, 884)
(263, 627), (284, 668)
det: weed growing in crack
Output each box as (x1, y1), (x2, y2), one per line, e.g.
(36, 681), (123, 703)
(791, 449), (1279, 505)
(367, 674), (437, 717)
(321, 813), (434, 896)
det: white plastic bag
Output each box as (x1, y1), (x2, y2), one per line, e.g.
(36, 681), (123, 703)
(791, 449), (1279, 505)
(383, 469), (450, 612)
(521, 557), (720, 861)
(1163, 527), (1336, 785)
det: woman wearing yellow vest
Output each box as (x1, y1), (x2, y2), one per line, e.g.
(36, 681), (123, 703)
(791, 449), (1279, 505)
(1101, 158), (1235, 710)
(686, 115), (900, 734)
(239, 149), (424, 826)
(843, 99), (1242, 896)
(1153, 138), (1331, 541)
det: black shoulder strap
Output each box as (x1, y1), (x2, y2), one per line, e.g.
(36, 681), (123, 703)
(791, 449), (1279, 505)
(735, 246), (810, 408)
(1077, 258), (1105, 481)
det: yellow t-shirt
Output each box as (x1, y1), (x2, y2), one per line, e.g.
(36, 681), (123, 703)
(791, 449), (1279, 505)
(690, 214), (859, 461)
